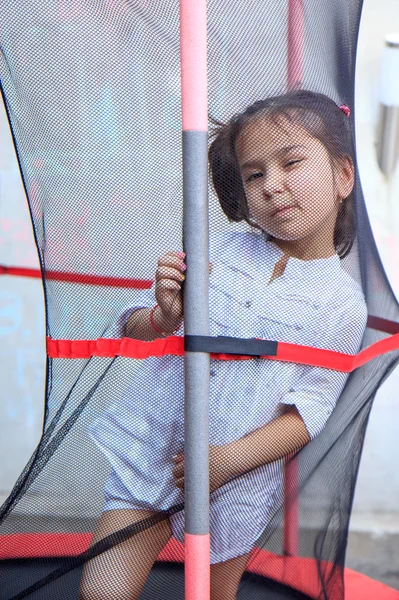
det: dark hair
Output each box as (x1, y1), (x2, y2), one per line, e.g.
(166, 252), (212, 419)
(208, 90), (355, 258)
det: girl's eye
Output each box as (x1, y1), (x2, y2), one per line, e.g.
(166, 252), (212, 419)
(246, 172), (263, 182)
(285, 159), (302, 168)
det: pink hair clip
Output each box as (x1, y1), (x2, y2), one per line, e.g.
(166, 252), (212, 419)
(339, 105), (350, 117)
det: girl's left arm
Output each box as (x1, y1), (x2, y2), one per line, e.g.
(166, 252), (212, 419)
(173, 409), (309, 492)
(222, 405), (310, 481)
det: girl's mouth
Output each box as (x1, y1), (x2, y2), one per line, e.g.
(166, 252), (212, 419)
(272, 205), (297, 218)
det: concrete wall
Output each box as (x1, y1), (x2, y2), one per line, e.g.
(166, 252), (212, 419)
(351, 0), (399, 525)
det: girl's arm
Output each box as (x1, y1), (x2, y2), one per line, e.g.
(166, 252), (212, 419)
(224, 296), (368, 482)
(124, 306), (180, 341)
(225, 406), (310, 480)
(123, 251), (186, 340)
(173, 406), (310, 492)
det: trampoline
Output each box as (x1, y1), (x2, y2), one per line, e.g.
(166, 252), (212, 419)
(1, 0), (399, 599)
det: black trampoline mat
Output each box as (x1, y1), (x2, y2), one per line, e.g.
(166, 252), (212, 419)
(0, 559), (310, 600)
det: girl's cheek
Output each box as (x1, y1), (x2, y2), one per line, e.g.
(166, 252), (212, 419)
(289, 170), (308, 186)
(247, 189), (264, 207)
(290, 172), (321, 199)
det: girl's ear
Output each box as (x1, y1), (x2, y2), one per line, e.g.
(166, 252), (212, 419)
(337, 156), (355, 201)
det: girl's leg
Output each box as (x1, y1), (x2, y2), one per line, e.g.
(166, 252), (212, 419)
(79, 509), (172, 600)
(210, 551), (251, 600)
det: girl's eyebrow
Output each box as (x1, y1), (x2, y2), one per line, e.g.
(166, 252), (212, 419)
(276, 144), (308, 155)
(240, 144), (308, 169)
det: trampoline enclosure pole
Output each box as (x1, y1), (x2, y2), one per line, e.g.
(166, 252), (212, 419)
(283, 0), (304, 557)
(181, 1), (210, 599)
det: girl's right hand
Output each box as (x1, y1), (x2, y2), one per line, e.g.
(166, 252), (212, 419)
(154, 251), (186, 329)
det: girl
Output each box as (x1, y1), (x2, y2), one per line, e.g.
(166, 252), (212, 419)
(80, 90), (367, 600)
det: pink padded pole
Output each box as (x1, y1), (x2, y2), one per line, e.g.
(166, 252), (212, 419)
(181, 0), (207, 132)
(185, 533), (211, 600)
(287, 0), (304, 90)
(284, 0), (304, 557)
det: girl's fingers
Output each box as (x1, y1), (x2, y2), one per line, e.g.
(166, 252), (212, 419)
(157, 261), (186, 275)
(173, 454), (184, 463)
(156, 280), (183, 295)
(172, 464), (184, 478)
(158, 252), (186, 270)
(155, 266), (186, 283)
(160, 251), (185, 261)
(157, 253), (212, 276)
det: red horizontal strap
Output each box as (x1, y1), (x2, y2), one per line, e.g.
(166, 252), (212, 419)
(274, 342), (355, 372)
(0, 265), (42, 279)
(263, 334), (399, 371)
(2, 264), (399, 336)
(0, 265), (152, 289)
(273, 335), (399, 372)
(46, 336), (186, 360)
(46, 333), (399, 372)
(44, 271), (152, 289)
(367, 315), (399, 335)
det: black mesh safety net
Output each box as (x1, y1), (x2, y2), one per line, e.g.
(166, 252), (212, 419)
(1, 1), (399, 599)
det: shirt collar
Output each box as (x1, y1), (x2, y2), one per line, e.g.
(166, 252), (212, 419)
(267, 239), (341, 276)
(220, 231), (341, 279)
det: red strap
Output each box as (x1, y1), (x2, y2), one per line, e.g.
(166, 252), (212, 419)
(0, 265), (43, 279)
(46, 336), (184, 360)
(0, 265), (152, 289)
(367, 315), (399, 335)
(2, 264), (398, 335)
(46, 333), (399, 372)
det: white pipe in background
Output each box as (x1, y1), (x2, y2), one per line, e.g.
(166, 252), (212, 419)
(377, 33), (399, 178)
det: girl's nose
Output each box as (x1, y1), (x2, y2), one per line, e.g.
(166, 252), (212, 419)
(262, 171), (285, 198)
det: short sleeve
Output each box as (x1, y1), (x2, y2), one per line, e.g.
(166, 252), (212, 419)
(279, 292), (368, 440)
(109, 284), (156, 338)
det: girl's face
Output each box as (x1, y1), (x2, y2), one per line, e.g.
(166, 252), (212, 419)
(236, 116), (354, 259)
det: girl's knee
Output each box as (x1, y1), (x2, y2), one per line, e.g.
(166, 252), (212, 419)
(79, 509), (172, 600)
(210, 584), (239, 600)
(210, 552), (250, 600)
(79, 567), (143, 600)
(210, 571), (239, 600)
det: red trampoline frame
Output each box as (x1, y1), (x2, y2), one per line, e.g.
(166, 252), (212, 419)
(1, 534), (398, 599)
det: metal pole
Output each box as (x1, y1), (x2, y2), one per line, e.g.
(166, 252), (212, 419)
(180, 1), (210, 599)
(283, 0), (304, 557)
